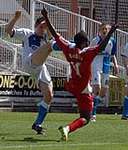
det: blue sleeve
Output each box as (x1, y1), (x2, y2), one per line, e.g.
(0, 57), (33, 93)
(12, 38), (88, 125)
(111, 37), (117, 55)
(51, 41), (62, 51)
(52, 40), (75, 51)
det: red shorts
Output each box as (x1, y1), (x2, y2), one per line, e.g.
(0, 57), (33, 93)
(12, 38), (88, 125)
(76, 93), (93, 113)
(65, 80), (93, 113)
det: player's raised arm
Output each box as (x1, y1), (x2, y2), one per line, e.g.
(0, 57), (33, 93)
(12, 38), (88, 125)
(41, 7), (57, 38)
(41, 7), (68, 51)
(5, 10), (21, 36)
(98, 24), (118, 52)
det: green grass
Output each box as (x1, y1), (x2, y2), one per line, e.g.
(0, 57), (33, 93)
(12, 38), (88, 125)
(0, 112), (128, 150)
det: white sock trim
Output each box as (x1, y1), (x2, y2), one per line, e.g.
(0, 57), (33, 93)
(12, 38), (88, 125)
(39, 101), (49, 110)
(95, 95), (101, 100)
(124, 96), (128, 100)
(65, 126), (70, 133)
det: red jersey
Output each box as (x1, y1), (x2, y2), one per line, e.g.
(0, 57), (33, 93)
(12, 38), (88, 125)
(55, 35), (100, 95)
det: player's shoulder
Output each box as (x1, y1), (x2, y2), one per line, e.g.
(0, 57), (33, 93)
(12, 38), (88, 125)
(108, 37), (116, 48)
(16, 28), (33, 36)
(68, 42), (76, 48)
(81, 46), (96, 53)
(110, 37), (116, 43)
(92, 35), (99, 41)
(90, 35), (101, 45)
(17, 28), (32, 32)
(25, 28), (34, 35)
(110, 36), (115, 40)
(51, 40), (61, 51)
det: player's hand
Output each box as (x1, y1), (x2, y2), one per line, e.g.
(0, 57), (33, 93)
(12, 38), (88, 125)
(14, 10), (21, 20)
(41, 7), (48, 18)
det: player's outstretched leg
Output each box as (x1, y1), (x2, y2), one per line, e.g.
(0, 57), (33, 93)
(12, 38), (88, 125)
(32, 79), (53, 134)
(58, 126), (69, 141)
(32, 123), (46, 134)
(91, 96), (101, 122)
(58, 117), (86, 141)
(32, 101), (49, 134)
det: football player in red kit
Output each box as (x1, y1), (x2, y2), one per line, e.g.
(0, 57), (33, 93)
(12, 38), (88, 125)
(41, 7), (118, 141)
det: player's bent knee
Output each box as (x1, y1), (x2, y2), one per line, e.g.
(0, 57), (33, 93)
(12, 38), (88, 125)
(80, 111), (91, 124)
(43, 91), (53, 104)
(44, 95), (53, 103)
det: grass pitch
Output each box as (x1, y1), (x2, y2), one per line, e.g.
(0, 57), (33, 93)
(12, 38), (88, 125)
(0, 112), (128, 150)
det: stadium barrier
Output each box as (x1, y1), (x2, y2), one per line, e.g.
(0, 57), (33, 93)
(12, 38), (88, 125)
(0, 73), (125, 107)
(0, 73), (77, 112)
(0, 74), (67, 97)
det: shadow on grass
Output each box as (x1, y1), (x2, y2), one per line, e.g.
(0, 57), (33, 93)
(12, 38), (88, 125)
(0, 133), (11, 136)
(4, 137), (60, 143)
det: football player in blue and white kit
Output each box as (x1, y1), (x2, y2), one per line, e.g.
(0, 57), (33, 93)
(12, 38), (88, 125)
(121, 43), (128, 120)
(90, 23), (119, 122)
(5, 10), (53, 134)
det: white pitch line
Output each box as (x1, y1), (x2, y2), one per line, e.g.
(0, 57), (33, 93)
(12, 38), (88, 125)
(0, 142), (125, 149)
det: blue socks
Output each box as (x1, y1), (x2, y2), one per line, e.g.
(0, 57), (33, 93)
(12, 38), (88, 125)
(34, 101), (49, 125)
(122, 96), (128, 117)
(92, 96), (101, 116)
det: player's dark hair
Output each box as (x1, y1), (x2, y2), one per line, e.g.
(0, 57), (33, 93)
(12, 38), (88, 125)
(74, 30), (90, 47)
(35, 16), (45, 27)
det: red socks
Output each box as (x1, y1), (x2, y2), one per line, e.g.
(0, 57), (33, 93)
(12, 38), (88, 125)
(68, 118), (86, 133)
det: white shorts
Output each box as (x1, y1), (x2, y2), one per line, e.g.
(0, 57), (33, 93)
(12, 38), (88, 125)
(23, 55), (52, 85)
(91, 55), (109, 87)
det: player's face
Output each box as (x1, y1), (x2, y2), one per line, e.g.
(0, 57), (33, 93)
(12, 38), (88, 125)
(99, 25), (108, 38)
(106, 24), (111, 32)
(35, 21), (47, 36)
